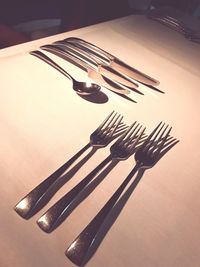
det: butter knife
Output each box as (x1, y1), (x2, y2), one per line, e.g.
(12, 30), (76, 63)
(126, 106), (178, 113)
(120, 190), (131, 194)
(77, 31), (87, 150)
(53, 41), (139, 89)
(40, 45), (131, 95)
(63, 37), (160, 86)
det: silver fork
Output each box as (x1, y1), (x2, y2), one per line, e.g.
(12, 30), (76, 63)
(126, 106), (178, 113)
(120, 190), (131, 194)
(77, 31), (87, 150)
(14, 111), (126, 219)
(37, 122), (145, 233)
(65, 122), (179, 266)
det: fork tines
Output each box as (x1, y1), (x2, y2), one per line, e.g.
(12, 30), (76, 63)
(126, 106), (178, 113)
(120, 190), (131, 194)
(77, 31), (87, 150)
(114, 122), (146, 152)
(95, 111), (127, 139)
(140, 122), (178, 157)
(97, 111), (122, 130)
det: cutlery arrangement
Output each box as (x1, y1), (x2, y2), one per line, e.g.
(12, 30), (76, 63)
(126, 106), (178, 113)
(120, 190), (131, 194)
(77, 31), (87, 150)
(15, 111), (126, 219)
(66, 121), (177, 266)
(41, 43), (140, 93)
(61, 37), (160, 87)
(37, 121), (145, 233)
(31, 48), (130, 96)
(147, 10), (200, 44)
(14, 111), (179, 266)
(30, 36), (163, 102)
(30, 50), (101, 96)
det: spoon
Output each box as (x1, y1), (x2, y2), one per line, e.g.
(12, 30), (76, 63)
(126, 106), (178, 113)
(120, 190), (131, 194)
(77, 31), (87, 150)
(30, 50), (101, 96)
(40, 44), (130, 95)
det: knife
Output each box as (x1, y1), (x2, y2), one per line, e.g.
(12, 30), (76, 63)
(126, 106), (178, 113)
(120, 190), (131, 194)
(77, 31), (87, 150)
(40, 45), (131, 95)
(52, 41), (140, 89)
(63, 37), (160, 86)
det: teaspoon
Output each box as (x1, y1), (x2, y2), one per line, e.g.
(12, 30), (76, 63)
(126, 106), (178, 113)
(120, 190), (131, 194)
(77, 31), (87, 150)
(30, 50), (101, 96)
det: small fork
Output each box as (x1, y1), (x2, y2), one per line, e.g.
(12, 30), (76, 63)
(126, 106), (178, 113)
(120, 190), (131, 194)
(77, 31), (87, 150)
(37, 122), (145, 233)
(14, 111), (126, 219)
(66, 122), (179, 266)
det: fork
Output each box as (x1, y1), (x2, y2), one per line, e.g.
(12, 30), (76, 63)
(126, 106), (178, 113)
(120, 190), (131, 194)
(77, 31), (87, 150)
(14, 111), (126, 219)
(65, 122), (179, 266)
(37, 122), (145, 233)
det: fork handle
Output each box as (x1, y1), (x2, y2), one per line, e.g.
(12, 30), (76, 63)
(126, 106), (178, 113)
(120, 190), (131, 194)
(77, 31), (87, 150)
(14, 143), (91, 219)
(66, 162), (141, 266)
(37, 155), (112, 233)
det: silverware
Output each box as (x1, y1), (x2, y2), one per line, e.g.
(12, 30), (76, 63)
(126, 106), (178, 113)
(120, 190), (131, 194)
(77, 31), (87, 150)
(14, 111), (126, 219)
(148, 13), (199, 39)
(151, 16), (189, 35)
(165, 15), (193, 32)
(155, 17), (188, 33)
(152, 16), (200, 42)
(163, 15), (199, 37)
(53, 41), (140, 90)
(66, 122), (179, 266)
(62, 37), (160, 87)
(40, 44), (131, 95)
(30, 50), (101, 96)
(37, 122), (145, 233)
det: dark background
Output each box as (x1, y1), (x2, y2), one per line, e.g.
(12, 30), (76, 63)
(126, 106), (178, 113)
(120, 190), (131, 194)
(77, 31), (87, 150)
(0, 0), (199, 48)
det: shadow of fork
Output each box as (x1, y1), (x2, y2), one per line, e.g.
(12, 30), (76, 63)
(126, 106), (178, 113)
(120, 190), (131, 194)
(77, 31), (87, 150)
(36, 127), (146, 233)
(41, 160), (119, 232)
(14, 111), (127, 219)
(56, 133), (176, 232)
(41, 133), (146, 232)
(66, 136), (179, 266)
(32, 127), (128, 219)
(23, 147), (98, 219)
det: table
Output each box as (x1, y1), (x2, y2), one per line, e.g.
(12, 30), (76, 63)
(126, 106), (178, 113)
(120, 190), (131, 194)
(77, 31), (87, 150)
(0, 14), (200, 267)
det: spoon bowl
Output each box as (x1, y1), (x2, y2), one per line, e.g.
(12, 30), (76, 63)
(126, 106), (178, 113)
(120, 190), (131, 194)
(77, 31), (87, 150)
(72, 79), (100, 96)
(30, 50), (101, 96)
(41, 44), (130, 95)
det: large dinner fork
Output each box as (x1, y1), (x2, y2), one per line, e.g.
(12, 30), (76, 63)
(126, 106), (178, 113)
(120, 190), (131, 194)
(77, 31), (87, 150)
(37, 122), (145, 233)
(66, 122), (179, 266)
(14, 111), (126, 219)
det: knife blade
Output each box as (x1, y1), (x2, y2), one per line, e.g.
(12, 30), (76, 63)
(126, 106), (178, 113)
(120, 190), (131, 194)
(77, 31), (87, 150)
(40, 45), (131, 95)
(53, 41), (139, 89)
(63, 37), (160, 86)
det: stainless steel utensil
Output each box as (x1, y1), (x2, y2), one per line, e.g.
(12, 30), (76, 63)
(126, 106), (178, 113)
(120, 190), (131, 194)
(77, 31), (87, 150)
(53, 41), (140, 89)
(14, 111), (126, 219)
(30, 50), (100, 96)
(66, 122), (178, 266)
(148, 13), (198, 38)
(151, 16), (189, 35)
(62, 37), (160, 86)
(37, 122), (145, 233)
(40, 44), (131, 95)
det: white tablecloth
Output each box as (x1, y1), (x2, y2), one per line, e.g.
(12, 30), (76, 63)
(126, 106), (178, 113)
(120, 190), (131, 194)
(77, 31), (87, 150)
(0, 15), (200, 267)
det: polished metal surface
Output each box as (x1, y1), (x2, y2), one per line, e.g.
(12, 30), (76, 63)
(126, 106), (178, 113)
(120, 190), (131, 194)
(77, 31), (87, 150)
(66, 122), (179, 266)
(147, 5), (200, 44)
(1, 9), (199, 267)
(37, 122), (145, 233)
(40, 44), (132, 95)
(53, 41), (140, 89)
(30, 50), (100, 96)
(14, 111), (126, 219)
(63, 37), (160, 86)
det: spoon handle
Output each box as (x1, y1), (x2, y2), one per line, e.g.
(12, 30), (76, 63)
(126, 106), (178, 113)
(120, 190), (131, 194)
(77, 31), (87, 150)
(53, 42), (138, 89)
(40, 45), (131, 95)
(14, 143), (91, 219)
(30, 50), (73, 81)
